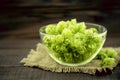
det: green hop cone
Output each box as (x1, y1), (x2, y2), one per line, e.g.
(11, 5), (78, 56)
(101, 58), (115, 67)
(41, 19), (106, 66)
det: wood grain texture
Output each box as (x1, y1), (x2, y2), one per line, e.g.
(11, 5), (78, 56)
(0, 39), (120, 80)
(0, 39), (40, 49)
(0, 66), (120, 80)
(0, 50), (120, 80)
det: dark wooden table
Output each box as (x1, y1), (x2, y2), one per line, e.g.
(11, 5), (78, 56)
(0, 0), (120, 79)
(0, 38), (120, 80)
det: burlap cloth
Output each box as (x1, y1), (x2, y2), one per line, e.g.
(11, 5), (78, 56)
(20, 43), (120, 75)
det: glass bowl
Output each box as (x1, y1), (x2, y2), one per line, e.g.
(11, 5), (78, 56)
(39, 22), (107, 66)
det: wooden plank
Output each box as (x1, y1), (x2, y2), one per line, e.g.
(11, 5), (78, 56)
(0, 39), (40, 49)
(104, 37), (120, 47)
(1, 3), (119, 17)
(0, 67), (47, 80)
(0, 49), (29, 66)
(0, 66), (120, 80)
(0, 37), (120, 49)
(0, 64), (120, 80)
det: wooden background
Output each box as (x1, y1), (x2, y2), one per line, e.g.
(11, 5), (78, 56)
(0, 0), (120, 40)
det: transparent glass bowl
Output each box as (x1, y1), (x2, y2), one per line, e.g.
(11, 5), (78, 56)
(39, 22), (107, 66)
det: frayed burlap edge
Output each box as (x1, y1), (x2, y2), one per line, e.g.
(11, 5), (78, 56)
(20, 43), (120, 75)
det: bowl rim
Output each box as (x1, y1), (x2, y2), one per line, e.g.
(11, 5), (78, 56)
(39, 22), (107, 37)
